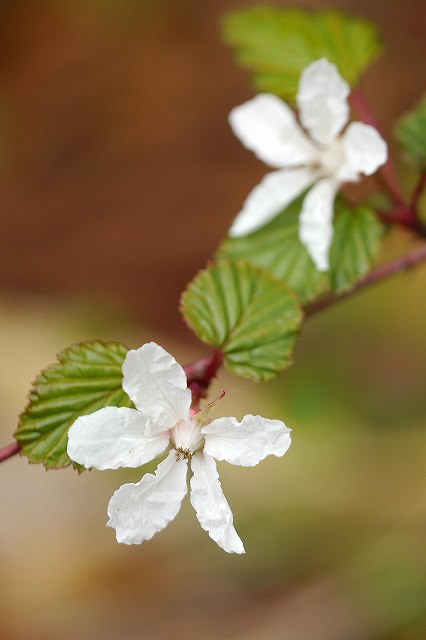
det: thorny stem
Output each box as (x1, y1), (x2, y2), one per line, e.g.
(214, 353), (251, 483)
(1, 245), (426, 464)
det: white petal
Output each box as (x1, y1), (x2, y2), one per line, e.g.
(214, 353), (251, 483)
(339, 122), (388, 181)
(107, 450), (188, 545)
(190, 452), (244, 554)
(202, 414), (291, 467)
(297, 58), (350, 144)
(229, 168), (316, 237)
(299, 178), (338, 272)
(67, 406), (169, 470)
(229, 93), (316, 169)
(122, 342), (192, 435)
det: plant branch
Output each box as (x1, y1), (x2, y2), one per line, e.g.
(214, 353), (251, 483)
(182, 244), (426, 405)
(1, 245), (425, 465)
(304, 244), (426, 317)
(377, 204), (426, 236)
(0, 441), (21, 463)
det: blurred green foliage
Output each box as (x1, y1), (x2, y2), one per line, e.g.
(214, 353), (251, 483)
(223, 6), (383, 102)
(396, 97), (426, 170)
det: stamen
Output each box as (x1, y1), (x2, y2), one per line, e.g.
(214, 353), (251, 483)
(175, 447), (192, 460)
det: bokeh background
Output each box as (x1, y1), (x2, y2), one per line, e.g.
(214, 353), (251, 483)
(0, 1), (425, 639)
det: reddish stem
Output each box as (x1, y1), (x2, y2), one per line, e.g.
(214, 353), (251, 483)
(184, 349), (224, 409)
(0, 441), (21, 463)
(377, 205), (426, 236)
(186, 245), (426, 403)
(304, 244), (426, 317)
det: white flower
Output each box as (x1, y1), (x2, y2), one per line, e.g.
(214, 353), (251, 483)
(229, 58), (388, 272)
(67, 342), (291, 554)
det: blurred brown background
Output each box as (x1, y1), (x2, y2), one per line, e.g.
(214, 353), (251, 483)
(0, 0), (424, 330)
(0, 1), (425, 639)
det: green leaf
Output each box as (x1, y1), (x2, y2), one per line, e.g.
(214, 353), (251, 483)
(218, 196), (327, 303)
(16, 341), (132, 470)
(223, 6), (382, 101)
(395, 97), (426, 169)
(180, 260), (302, 381)
(329, 201), (384, 293)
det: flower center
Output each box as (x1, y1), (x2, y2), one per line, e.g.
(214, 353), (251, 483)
(315, 138), (345, 177)
(171, 419), (204, 460)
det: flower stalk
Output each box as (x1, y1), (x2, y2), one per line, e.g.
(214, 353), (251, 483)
(185, 349), (224, 408)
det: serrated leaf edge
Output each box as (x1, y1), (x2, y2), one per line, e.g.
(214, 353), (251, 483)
(15, 339), (130, 472)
